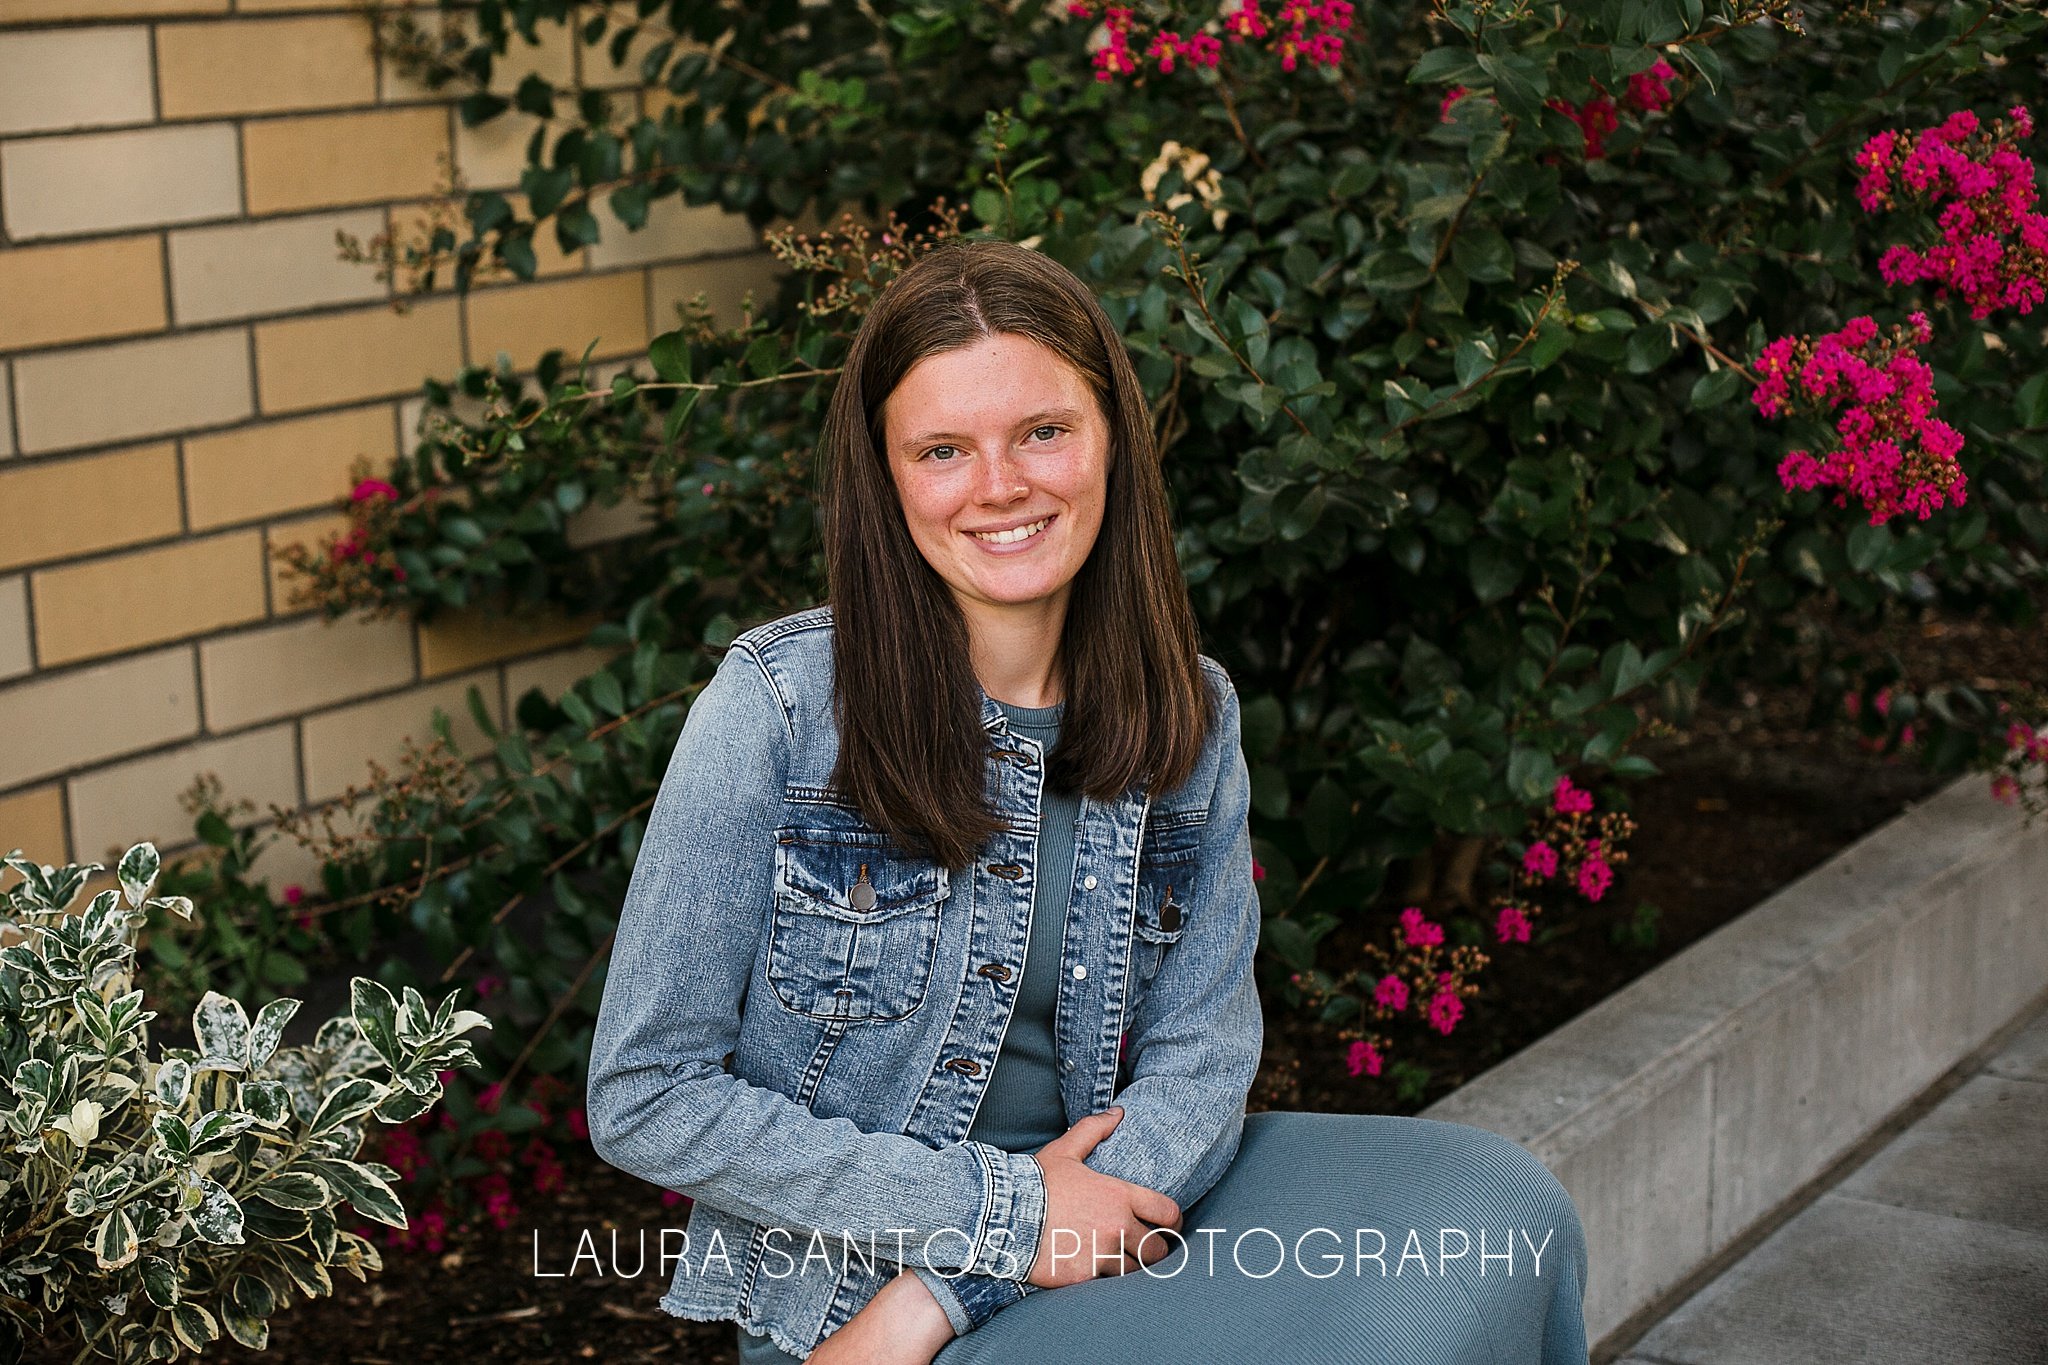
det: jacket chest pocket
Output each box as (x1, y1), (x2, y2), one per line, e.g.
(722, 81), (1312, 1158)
(767, 828), (950, 1023)
(1132, 821), (1199, 984)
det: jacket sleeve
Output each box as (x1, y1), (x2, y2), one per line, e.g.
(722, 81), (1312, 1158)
(585, 642), (1046, 1283)
(903, 668), (1265, 1337)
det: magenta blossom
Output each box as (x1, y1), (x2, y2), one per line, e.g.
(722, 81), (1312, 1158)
(1522, 841), (1559, 878)
(352, 478), (399, 502)
(1426, 989), (1464, 1035)
(1345, 1039), (1384, 1078)
(1495, 906), (1533, 943)
(1552, 776), (1594, 815)
(1398, 905), (1444, 948)
(1373, 973), (1410, 1011)
(1576, 856), (1614, 902)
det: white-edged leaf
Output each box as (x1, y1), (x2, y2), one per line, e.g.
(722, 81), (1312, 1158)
(193, 992), (251, 1071)
(117, 844), (161, 907)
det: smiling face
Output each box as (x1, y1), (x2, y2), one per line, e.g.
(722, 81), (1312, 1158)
(880, 331), (1112, 640)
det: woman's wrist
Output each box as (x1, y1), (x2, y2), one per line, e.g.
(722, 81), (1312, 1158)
(889, 1268), (962, 1348)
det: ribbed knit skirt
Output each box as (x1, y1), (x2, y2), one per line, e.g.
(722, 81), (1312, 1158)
(739, 1109), (1592, 1365)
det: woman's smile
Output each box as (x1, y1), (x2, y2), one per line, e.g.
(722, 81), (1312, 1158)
(966, 512), (1058, 552)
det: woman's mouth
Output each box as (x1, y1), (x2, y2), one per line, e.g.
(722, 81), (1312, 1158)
(966, 513), (1056, 549)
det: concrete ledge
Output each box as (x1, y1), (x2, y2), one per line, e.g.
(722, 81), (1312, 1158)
(1419, 772), (2048, 1349)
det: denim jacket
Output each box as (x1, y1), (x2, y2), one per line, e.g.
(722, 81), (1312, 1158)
(585, 604), (1265, 1358)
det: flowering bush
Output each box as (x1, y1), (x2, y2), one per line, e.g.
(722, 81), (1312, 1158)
(249, 0), (2048, 1124)
(0, 843), (488, 1361)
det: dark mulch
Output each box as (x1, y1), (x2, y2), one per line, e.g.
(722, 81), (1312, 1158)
(25, 587), (2045, 1365)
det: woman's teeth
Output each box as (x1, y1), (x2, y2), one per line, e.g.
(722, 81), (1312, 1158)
(970, 516), (1052, 544)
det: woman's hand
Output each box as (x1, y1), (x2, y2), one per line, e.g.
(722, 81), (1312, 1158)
(805, 1269), (957, 1365)
(1028, 1107), (1183, 1288)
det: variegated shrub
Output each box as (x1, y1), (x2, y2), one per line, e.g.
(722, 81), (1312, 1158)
(0, 843), (490, 1363)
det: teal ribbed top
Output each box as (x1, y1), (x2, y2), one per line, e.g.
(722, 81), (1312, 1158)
(964, 696), (1079, 1155)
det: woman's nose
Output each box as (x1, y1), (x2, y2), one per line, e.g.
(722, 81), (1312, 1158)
(975, 447), (1029, 500)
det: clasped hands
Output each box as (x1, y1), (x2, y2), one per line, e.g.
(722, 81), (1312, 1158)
(805, 1107), (1181, 1364)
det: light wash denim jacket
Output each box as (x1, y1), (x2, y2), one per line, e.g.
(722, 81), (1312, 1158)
(585, 604), (1265, 1358)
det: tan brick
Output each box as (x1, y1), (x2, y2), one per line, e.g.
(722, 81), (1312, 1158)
(184, 404), (396, 530)
(0, 781), (68, 879)
(253, 296), (462, 414)
(199, 612), (413, 729)
(465, 271), (647, 374)
(576, 14), (667, 92)
(31, 533), (268, 668)
(5, 0), (224, 21)
(243, 824), (323, 897)
(264, 508), (354, 611)
(504, 642), (625, 711)
(235, 0), (376, 12)
(0, 443), (183, 573)
(399, 381), (492, 459)
(168, 209), (389, 325)
(243, 107), (450, 216)
(12, 330), (252, 455)
(381, 10), (576, 103)
(300, 670), (500, 802)
(158, 16), (377, 120)
(0, 646), (198, 790)
(387, 192), (584, 289)
(587, 196), (758, 271)
(0, 576), (28, 681)
(650, 250), (788, 331)
(0, 124), (240, 241)
(0, 235), (166, 352)
(416, 603), (600, 679)
(67, 724), (298, 867)
(452, 109), (575, 192)
(0, 27), (155, 136)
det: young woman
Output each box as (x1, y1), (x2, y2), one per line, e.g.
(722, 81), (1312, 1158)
(586, 239), (1592, 1364)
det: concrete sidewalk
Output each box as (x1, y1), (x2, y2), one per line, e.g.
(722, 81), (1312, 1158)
(1607, 993), (2048, 1364)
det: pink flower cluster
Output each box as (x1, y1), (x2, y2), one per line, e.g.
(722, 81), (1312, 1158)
(1494, 905), (1533, 943)
(385, 1202), (449, 1254)
(1626, 59), (1678, 115)
(1857, 106), (2045, 320)
(1398, 905), (1445, 948)
(1753, 313), (1968, 525)
(1990, 719), (2048, 808)
(1345, 1038), (1384, 1077)
(1373, 972), (1410, 1011)
(1539, 61), (1676, 160)
(1070, 0), (1352, 80)
(1842, 686), (1920, 753)
(1512, 774), (1634, 922)
(1426, 971), (1464, 1035)
(1547, 94), (1619, 160)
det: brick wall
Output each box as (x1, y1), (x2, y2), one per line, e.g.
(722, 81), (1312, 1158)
(0, 1), (790, 890)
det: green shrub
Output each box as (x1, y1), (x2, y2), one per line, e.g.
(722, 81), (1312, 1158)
(0, 844), (489, 1363)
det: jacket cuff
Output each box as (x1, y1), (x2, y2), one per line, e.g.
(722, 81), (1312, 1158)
(963, 1143), (1045, 1279)
(910, 1266), (1037, 1335)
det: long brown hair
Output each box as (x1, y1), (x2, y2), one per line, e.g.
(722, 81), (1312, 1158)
(817, 238), (1214, 872)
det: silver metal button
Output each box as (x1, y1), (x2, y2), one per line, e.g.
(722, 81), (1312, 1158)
(1083, 875), (1098, 890)
(1062, 1060), (1074, 1073)
(1071, 964), (1086, 980)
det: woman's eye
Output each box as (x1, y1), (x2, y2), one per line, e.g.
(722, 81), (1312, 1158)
(923, 445), (958, 462)
(1032, 425), (1064, 442)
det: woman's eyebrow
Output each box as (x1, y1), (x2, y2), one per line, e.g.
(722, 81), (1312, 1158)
(898, 406), (1086, 451)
